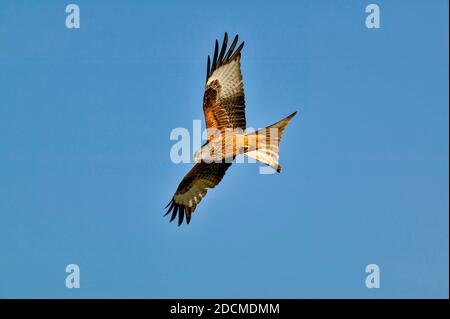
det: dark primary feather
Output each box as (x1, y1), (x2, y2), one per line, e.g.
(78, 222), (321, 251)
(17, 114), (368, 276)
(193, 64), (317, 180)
(170, 205), (178, 222)
(211, 40), (219, 73)
(206, 32), (244, 81)
(217, 33), (228, 67)
(164, 199), (174, 214)
(223, 34), (239, 62)
(186, 207), (192, 224)
(178, 206), (184, 225)
(229, 41), (245, 62)
(206, 56), (211, 82)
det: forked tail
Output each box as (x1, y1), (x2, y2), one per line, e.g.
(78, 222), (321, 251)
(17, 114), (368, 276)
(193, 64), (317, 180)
(244, 112), (297, 172)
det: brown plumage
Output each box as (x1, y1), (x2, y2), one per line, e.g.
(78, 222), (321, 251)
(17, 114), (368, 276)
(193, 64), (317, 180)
(165, 33), (296, 226)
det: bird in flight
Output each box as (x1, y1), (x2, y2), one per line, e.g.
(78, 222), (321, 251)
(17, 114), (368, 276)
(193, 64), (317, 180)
(165, 33), (297, 226)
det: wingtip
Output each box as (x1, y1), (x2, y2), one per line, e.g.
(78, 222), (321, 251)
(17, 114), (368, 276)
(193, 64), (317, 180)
(169, 205), (178, 222)
(178, 206), (185, 226)
(164, 199), (173, 209)
(186, 207), (192, 224)
(164, 199), (175, 216)
(229, 41), (245, 62)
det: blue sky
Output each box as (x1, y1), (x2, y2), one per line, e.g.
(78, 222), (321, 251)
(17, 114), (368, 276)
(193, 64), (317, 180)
(0, 0), (448, 298)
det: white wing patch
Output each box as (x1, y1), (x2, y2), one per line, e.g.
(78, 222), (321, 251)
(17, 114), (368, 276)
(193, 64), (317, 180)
(207, 58), (243, 100)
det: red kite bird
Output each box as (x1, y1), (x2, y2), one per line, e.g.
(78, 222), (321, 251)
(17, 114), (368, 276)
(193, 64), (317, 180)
(165, 33), (297, 225)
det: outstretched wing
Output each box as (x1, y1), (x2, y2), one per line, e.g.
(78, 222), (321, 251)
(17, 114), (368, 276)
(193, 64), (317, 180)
(165, 162), (231, 226)
(203, 33), (246, 140)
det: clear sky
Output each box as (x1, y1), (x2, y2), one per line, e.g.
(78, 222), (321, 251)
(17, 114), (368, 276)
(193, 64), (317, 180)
(0, 0), (448, 298)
